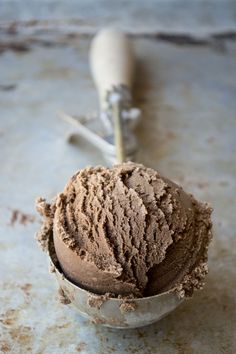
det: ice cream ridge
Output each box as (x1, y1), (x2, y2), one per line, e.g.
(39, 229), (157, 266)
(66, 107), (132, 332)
(36, 162), (213, 298)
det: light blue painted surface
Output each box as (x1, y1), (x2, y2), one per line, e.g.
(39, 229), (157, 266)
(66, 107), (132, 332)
(0, 26), (236, 354)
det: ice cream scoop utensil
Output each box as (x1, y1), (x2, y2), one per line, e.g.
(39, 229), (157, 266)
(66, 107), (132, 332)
(90, 28), (134, 111)
(49, 28), (184, 328)
(60, 28), (140, 164)
(111, 92), (125, 163)
(59, 110), (137, 163)
(90, 27), (137, 163)
(59, 110), (116, 156)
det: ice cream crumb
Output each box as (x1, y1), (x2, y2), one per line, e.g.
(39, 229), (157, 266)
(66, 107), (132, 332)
(58, 287), (71, 305)
(119, 301), (137, 313)
(87, 293), (111, 309)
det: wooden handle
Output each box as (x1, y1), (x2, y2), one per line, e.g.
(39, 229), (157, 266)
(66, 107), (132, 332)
(90, 28), (135, 109)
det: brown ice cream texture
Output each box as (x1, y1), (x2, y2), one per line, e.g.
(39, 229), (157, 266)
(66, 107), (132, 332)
(36, 162), (212, 298)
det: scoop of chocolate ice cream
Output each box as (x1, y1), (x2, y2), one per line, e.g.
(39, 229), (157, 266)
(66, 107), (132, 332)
(36, 162), (212, 298)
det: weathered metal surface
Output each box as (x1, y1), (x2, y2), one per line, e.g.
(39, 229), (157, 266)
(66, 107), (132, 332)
(1, 0), (236, 36)
(0, 29), (236, 354)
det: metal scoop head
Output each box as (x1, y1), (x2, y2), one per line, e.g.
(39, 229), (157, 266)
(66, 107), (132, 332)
(49, 236), (183, 329)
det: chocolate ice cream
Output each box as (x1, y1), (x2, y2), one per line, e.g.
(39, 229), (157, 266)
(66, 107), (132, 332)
(36, 162), (212, 298)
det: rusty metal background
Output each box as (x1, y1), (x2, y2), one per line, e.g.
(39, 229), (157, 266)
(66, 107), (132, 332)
(1, 4), (236, 353)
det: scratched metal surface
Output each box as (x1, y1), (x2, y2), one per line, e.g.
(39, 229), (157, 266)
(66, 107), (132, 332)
(1, 0), (236, 35)
(0, 31), (236, 354)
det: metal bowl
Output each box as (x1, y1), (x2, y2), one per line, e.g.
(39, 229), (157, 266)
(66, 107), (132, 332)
(48, 237), (183, 329)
